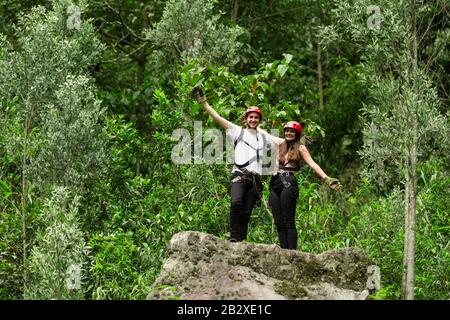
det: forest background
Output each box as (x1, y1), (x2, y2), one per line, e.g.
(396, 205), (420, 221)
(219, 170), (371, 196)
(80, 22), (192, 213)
(0, 0), (448, 300)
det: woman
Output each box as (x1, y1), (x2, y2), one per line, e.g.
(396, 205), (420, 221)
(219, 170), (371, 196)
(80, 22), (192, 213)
(191, 87), (275, 242)
(262, 121), (341, 250)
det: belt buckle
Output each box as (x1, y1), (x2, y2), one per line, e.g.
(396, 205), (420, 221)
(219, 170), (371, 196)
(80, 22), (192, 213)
(282, 180), (291, 188)
(231, 176), (242, 183)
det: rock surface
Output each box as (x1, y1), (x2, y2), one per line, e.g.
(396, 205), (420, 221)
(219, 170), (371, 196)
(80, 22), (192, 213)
(147, 231), (379, 300)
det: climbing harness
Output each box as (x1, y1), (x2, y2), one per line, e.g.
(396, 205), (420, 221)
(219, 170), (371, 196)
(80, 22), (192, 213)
(233, 128), (269, 169)
(230, 169), (263, 202)
(277, 171), (293, 189)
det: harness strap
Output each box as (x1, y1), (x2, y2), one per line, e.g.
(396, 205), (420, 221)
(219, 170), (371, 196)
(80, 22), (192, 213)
(235, 155), (257, 169)
(279, 164), (299, 172)
(234, 128), (265, 152)
(231, 170), (263, 201)
(234, 128), (267, 169)
(234, 128), (245, 147)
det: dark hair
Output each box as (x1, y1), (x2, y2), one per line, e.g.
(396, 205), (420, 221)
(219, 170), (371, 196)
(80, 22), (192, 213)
(278, 139), (302, 165)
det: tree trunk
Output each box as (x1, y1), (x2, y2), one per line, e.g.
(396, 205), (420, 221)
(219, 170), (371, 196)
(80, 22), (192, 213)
(401, 166), (409, 296)
(317, 41), (324, 110)
(136, 57), (150, 134)
(401, 11), (419, 300)
(402, 140), (417, 300)
(232, 0), (239, 21)
(21, 116), (30, 292)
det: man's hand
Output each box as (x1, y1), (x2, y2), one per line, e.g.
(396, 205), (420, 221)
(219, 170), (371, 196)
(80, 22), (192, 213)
(325, 177), (342, 191)
(191, 86), (206, 103)
(300, 135), (313, 146)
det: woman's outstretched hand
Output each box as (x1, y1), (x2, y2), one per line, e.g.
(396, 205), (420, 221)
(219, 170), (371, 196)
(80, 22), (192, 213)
(325, 177), (342, 190)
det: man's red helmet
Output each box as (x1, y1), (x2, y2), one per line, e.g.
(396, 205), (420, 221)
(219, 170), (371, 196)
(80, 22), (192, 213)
(245, 106), (262, 120)
(284, 121), (302, 135)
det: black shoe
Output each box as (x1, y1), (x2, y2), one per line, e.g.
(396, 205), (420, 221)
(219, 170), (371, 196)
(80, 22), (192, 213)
(229, 238), (238, 243)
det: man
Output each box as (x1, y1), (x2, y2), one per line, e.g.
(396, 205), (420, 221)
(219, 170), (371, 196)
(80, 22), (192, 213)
(191, 87), (273, 242)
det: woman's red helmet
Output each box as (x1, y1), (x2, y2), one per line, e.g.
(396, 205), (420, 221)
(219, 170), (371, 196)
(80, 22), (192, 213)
(245, 106), (263, 120)
(284, 121), (302, 136)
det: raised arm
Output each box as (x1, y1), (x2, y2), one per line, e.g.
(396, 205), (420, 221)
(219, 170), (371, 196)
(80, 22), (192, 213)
(299, 145), (342, 190)
(201, 101), (232, 130)
(191, 87), (231, 130)
(299, 145), (328, 179)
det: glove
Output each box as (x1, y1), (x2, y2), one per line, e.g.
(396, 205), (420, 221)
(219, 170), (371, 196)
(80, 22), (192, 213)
(190, 86), (206, 103)
(325, 177), (342, 190)
(300, 135), (313, 146)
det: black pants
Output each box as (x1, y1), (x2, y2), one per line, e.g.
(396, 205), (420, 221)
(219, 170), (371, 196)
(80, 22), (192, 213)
(269, 174), (299, 249)
(229, 171), (261, 242)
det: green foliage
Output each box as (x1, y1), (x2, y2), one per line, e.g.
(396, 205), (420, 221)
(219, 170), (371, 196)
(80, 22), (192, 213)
(0, 179), (23, 299)
(0, 2), (103, 109)
(85, 0), (165, 86)
(103, 115), (150, 179)
(28, 74), (108, 192)
(24, 187), (87, 300)
(358, 69), (448, 188)
(368, 284), (398, 300)
(0, 97), (22, 180)
(414, 158), (450, 299)
(321, 1), (448, 299)
(0, 0), (107, 192)
(175, 57), (323, 136)
(1, 0), (448, 301)
(0, 0), (108, 299)
(347, 157), (450, 300)
(156, 285), (181, 300)
(312, 61), (366, 173)
(0, 0), (48, 41)
(147, 0), (246, 68)
(284, 161), (448, 300)
(85, 0), (167, 134)
(320, 0), (449, 187)
(81, 116), (160, 299)
(88, 230), (148, 300)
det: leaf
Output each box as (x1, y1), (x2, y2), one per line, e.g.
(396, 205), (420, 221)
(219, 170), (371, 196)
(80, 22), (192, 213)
(283, 53), (293, 64)
(193, 78), (204, 88)
(276, 110), (287, 118)
(277, 64), (289, 78)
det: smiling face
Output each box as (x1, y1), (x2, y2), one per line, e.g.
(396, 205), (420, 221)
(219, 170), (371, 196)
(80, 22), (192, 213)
(246, 112), (261, 129)
(284, 128), (296, 141)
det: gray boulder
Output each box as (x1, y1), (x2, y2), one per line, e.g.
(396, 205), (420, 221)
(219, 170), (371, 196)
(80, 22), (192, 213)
(148, 231), (380, 300)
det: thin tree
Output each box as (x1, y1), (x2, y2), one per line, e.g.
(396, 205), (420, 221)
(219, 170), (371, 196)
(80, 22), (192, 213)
(320, 0), (449, 299)
(0, 0), (105, 296)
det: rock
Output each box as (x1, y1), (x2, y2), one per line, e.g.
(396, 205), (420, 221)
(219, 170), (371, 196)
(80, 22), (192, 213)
(147, 231), (379, 300)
